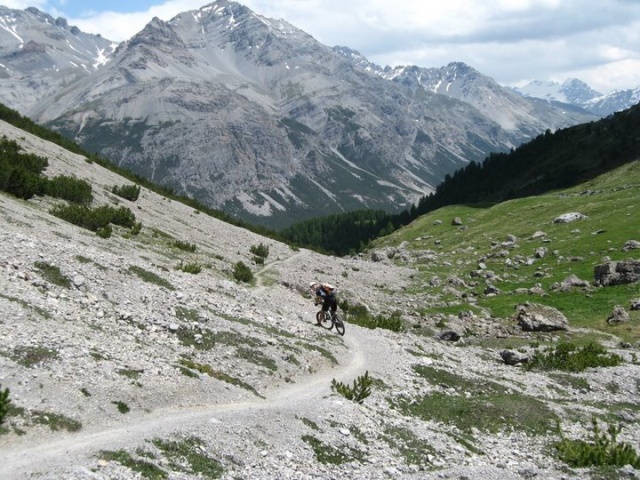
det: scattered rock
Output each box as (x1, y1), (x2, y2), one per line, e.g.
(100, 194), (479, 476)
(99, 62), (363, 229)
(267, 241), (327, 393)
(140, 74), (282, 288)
(500, 350), (528, 366)
(438, 331), (461, 342)
(553, 212), (588, 223)
(622, 240), (640, 252)
(451, 217), (463, 226)
(515, 303), (569, 332)
(607, 306), (630, 324)
(551, 274), (592, 292)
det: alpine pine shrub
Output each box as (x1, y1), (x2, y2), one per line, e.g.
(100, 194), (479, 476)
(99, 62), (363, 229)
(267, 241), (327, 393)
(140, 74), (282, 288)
(556, 418), (640, 468)
(331, 371), (373, 404)
(0, 385), (10, 425)
(233, 261), (253, 283)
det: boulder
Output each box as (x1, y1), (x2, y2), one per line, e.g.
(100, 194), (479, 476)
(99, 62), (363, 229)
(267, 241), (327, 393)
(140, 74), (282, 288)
(553, 212), (588, 223)
(622, 240), (640, 252)
(500, 350), (528, 366)
(607, 306), (630, 324)
(515, 303), (569, 332)
(594, 260), (640, 286)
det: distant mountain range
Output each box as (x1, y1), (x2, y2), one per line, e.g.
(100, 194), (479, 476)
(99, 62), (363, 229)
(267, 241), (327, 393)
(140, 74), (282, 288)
(0, 1), (608, 229)
(512, 78), (640, 117)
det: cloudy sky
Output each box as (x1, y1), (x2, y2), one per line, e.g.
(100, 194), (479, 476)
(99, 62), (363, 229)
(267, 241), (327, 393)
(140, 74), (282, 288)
(4, 0), (640, 93)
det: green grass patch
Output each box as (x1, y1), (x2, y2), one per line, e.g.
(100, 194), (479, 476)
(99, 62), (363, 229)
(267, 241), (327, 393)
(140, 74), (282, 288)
(380, 425), (435, 467)
(302, 434), (366, 465)
(32, 410), (82, 431)
(152, 437), (223, 478)
(128, 265), (175, 291)
(9, 345), (58, 367)
(388, 365), (559, 435)
(100, 450), (167, 479)
(523, 342), (624, 372)
(33, 261), (71, 288)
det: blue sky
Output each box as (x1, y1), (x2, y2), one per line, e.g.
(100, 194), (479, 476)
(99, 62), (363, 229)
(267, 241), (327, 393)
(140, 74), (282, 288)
(3, 0), (640, 93)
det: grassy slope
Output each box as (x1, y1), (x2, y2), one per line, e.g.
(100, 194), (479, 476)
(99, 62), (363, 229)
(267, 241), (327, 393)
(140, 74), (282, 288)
(373, 159), (640, 343)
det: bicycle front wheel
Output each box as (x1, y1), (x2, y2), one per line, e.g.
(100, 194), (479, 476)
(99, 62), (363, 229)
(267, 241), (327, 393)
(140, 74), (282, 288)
(316, 310), (333, 330)
(333, 313), (345, 336)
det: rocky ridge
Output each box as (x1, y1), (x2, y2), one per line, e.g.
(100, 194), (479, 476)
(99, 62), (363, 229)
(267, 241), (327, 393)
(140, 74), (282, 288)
(1, 119), (640, 479)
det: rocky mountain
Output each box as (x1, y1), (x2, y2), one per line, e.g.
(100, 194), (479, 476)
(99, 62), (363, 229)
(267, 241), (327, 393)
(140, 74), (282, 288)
(361, 60), (596, 135)
(5, 2), (596, 229)
(0, 5), (117, 113)
(2, 115), (640, 479)
(513, 78), (640, 116)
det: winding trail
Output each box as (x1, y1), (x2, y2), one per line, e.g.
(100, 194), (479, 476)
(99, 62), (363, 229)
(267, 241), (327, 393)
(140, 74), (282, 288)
(0, 326), (367, 478)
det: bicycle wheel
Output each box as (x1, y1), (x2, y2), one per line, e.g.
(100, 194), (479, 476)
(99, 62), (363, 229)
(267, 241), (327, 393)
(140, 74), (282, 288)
(333, 312), (345, 336)
(316, 310), (333, 329)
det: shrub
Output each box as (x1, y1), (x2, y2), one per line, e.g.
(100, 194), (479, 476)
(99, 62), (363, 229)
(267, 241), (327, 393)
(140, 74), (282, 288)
(130, 221), (142, 235)
(556, 419), (640, 468)
(176, 261), (203, 274)
(172, 240), (196, 252)
(3, 168), (45, 199)
(111, 183), (141, 201)
(0, 385), (10, 426)
(233, 261), (253, 283)
(250, 243), (269, 259)
(331, 371), (373, 404)
(341, 302), (403, 332)
(96, 224), (112, 238)
(0, 137), (47, 199)
(50, 204), (137, 232)
(524, 342), (624, 372)
(45, 175), (93, 204)
(112, 401), (130, 414)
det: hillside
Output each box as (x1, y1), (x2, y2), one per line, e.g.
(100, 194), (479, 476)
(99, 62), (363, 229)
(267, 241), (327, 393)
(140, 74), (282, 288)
(1, 119), (640, 479)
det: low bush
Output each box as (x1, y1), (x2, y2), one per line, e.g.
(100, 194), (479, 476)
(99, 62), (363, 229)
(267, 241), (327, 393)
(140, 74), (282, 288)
(45, 175), (93, 204)
(176, 261), (203, 274)
(556, 419), (640, 468)
(112, 401), (130, 414)
(50, 204), (137, 234)
(0, 385), (10, 426)
(0, 136), (47, 199)
(250, 242), (269, 259)
(172, 240), (196, 252)
(111, 183), (141, 201)
(331, 371), (373, 404)
(341, 302), (403, 332)
(524, 342), (624, 372)
(233, 261), (253, 283)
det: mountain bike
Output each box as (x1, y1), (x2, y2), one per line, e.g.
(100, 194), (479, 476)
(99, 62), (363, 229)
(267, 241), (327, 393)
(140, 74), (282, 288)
(316, 309), (345, 336)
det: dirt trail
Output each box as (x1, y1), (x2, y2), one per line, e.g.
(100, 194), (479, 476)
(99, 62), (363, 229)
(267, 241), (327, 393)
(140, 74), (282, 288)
(0, 328), (366, 478)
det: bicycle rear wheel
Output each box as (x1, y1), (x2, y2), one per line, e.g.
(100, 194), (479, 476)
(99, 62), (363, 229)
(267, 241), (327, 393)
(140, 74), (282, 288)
(333, 312), (345, 336)
(316, 310), (333, 329)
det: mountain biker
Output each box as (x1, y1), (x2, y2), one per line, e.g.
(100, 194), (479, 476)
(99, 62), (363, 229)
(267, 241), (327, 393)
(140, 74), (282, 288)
(310, 281), (337, 323)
